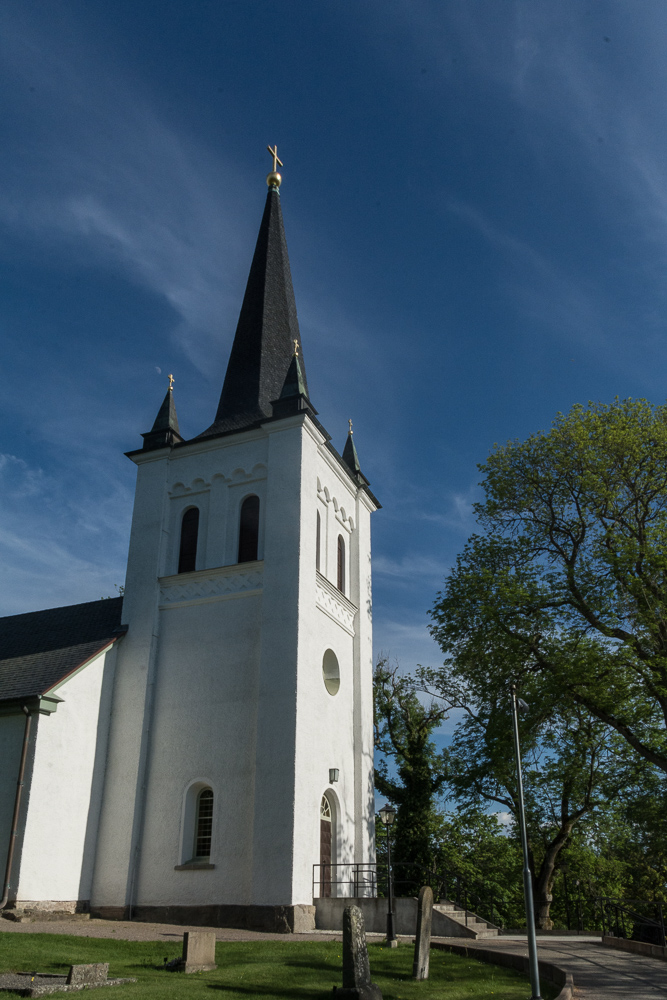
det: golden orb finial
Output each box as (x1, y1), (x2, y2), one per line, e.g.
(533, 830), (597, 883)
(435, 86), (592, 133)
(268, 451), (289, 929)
(168, 373), (174, 391)
(266, 144), (283, 188)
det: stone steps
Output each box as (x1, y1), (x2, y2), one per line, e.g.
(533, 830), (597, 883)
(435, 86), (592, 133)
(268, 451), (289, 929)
(433, 900), (499, 939)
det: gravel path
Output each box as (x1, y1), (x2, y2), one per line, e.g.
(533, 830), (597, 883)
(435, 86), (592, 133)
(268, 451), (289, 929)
(0, 917), (342, 943)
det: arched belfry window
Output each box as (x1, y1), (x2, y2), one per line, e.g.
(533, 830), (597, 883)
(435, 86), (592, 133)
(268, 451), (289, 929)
(194, 788), (214, 859)
(238, 495), (260, 563)
(178, 507), (199, 574)
(316, 511), (321, 572)
(337, 535), (345, 594)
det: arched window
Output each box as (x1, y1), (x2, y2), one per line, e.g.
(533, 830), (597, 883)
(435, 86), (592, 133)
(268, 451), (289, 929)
(238, 495), (260, 563)
(337, 535), (345, 593)
(316, 510), (321, 572)
(193, 788), (214, 859)
(178, 507), (199, 574)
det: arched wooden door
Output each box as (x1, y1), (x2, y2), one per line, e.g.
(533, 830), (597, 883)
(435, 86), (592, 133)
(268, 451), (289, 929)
(320, 795), (332, 897)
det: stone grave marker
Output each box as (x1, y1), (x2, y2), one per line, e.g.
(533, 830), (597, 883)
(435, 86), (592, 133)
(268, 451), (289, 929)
(412, 886), (433, 980)
(333, 904), (382, 1000)
(66, 963), (109, 985)
(180, 930), (217, 973)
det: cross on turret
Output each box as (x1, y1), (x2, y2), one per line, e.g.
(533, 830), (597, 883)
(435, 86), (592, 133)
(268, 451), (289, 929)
(267, 145), (283, 172)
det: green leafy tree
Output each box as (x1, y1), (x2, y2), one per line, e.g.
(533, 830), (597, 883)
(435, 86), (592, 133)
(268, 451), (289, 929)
(420, 644), (632, 928)
(430, 398), (667, 774)
(373, 657), (448, 878)
(431, 809), (524, 927)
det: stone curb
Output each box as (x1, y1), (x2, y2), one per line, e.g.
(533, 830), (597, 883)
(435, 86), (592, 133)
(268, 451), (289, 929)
(431, 941), (574, 1000)
(601, 934), (667, 962)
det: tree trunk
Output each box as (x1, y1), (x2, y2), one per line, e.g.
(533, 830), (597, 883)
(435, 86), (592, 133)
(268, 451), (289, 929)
(534, 891), (553, 931)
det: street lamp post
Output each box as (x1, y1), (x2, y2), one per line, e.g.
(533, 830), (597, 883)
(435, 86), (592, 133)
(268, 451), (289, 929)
(511, 684), (542, 1000)
(379, 804), (398, 948)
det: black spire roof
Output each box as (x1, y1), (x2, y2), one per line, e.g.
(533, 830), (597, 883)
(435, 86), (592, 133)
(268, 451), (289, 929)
(199, 185), (308, 438)
(342, 427), (361, 475)
(141, 384), (183, 452)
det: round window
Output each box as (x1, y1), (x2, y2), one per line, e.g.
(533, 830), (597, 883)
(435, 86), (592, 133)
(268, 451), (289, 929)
(322, 649), (340, 696)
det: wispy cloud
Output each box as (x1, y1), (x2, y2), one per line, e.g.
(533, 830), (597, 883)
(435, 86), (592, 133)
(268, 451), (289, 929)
(0, 451), (130, 614)
(0, 5), (254, 377)
(373, 553), (445, 583)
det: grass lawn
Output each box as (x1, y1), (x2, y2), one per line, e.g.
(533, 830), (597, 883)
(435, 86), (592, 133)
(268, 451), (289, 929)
(0, 933), (559, 999)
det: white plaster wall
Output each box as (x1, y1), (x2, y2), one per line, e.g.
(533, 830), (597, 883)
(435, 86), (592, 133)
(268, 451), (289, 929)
(93, 429), (281, 909)
(249, 418), (304, 905)
(92, 415), (377, 912)
(91, 453), (171, 907)
(291, 424), (377, 905)
(15, 647), (115, 903)
(133, 590), (262, 905)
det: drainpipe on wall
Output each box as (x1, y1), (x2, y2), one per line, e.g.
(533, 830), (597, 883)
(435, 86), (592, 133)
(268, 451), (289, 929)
(1, 706), (32, 910)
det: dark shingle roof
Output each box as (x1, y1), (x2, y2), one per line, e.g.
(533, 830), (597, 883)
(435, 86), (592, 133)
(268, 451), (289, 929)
(0, 597), (124, 702)
(198, 186), (309, 438)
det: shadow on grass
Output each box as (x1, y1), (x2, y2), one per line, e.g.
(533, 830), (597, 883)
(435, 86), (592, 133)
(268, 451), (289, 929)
(207, 988), (331, 997)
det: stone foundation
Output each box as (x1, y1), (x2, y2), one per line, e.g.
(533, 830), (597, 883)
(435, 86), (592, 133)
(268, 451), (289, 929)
(1, 901), (91, 922)
(5, 900), (89, 914)
(89, 903), (316, 933)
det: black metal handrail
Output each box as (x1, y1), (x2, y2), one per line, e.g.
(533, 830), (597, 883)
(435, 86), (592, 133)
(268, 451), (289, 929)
(312, 862), (378, 899)
(311, 860), (509, 928)
(597, 896), (666, 947)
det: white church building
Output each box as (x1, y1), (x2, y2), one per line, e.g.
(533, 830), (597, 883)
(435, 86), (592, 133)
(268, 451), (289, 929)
(0, 161), (380, 932)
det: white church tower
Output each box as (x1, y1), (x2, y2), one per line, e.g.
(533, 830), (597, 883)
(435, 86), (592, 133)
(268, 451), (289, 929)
(90, 156), (380, 931)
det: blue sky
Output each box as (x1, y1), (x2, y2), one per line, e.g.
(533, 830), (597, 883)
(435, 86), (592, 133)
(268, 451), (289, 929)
(3, 1), (667, 737)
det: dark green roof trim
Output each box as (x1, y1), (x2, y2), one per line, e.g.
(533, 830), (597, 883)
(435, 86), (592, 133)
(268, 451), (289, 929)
(0, 695), (62, 717)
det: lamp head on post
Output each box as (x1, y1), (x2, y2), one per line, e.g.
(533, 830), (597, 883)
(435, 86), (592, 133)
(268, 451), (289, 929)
(379, 804), (396, 827)
(511, 683), (530, 714)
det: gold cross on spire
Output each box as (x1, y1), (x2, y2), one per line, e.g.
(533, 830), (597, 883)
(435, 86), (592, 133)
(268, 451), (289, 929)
(293, 339), (299, 358)
(348, 418), (353, 434)
(168, 373), (174, 390)
(267, 144), (283, 172)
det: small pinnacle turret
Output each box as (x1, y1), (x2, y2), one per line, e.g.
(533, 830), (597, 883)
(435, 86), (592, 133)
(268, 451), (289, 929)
(141, 378), (183, 451)
(342, 420), (361, 475)
(342, 419), (369, 487)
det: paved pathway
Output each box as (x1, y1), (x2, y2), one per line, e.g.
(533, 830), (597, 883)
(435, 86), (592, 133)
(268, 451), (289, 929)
(2, 919), (667, 996)
(451, 935), (667, 999)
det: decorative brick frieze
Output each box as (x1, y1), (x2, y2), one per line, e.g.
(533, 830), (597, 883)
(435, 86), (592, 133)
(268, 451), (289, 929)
(159, 563), (263, 608)
(316, 571), (357, 635)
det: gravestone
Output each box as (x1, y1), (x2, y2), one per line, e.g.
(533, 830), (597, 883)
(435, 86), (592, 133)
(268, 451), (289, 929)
(66, 964), (109, 985)
(333, 905), (382, 1000)
(181, 930), (217, 973)
(412, 886), (433, 980)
